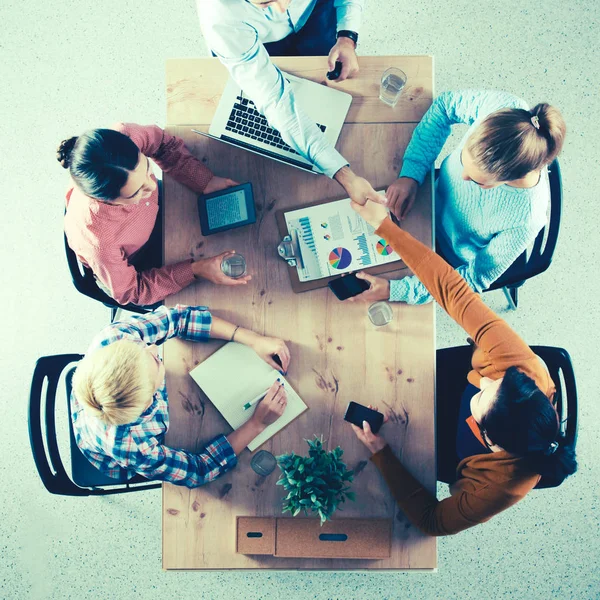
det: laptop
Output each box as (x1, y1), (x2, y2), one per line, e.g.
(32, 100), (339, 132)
(193, 72), (352, 174)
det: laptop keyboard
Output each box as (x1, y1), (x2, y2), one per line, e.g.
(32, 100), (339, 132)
(225, 96), (327, 155)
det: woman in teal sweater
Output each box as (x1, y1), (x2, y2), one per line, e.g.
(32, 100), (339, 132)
(350, 90), (566, 305)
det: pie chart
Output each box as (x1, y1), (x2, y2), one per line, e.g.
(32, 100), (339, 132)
(329, 247), (352, 269)
(376, 239), (393, 256)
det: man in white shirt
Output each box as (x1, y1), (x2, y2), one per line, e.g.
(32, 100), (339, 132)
(198, 0), (384, 205)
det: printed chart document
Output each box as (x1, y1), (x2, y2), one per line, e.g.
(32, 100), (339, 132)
(189, 343), (308, 452)
(284, 196), (400, 282)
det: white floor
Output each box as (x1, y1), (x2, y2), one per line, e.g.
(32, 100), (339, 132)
(2, 1), (599, 599)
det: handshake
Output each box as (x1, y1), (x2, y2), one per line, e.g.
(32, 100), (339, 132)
(333, 166), (419, 222)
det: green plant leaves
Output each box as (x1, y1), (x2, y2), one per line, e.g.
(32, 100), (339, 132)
(276, 435), (356, 525)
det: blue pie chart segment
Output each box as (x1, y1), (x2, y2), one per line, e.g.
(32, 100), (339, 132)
(328, 247), (352, 270)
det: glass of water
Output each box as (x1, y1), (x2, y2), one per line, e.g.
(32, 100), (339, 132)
(368, 301), (394, 327)
(221, 253), (247, 279)
(379, 67), (407, 107)
(251, 450), (277, 476)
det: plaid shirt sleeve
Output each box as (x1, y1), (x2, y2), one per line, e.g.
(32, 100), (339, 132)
(93, 305), (213, 350)
(126, 433), (237, 488)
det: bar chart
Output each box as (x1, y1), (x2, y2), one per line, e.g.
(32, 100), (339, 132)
(299, 217), (316, 253)
(354, 233), (372, 267)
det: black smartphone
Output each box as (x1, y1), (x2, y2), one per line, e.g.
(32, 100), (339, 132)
(328, 273), (370, 301)
(344, 401), (384, 434)
(326, 60), (343, 80)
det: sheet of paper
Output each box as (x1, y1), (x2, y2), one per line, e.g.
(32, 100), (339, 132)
(284, 195), (400, 282)
(189, 343), (308, 452)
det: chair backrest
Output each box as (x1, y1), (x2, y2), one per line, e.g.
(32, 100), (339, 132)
(28, 354), (89, 496)
(64, 234), (149, 315)
(435, 344), (577, 490)
(488, 159), (563, 290)
(28, 354), (161, 496)
(528, 345), (578, 489)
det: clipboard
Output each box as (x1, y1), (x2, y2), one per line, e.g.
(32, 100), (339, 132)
(275, 195), (407, 294)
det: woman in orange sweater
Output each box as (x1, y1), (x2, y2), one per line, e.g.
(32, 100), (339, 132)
(349, 199), (577, 536)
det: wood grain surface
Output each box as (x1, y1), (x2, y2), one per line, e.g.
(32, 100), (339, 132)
(161, 121), (436, 570)
(166, 56), (433, 126)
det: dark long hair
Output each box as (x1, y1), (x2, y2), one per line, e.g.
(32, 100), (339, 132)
(481, 367), (577, 485)
(56, 129), (139, 201)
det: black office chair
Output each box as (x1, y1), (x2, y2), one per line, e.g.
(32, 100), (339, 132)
(436, 345), (578, 489)
(435, 159), (563, 309)
(65, 236), (151, 322)
(28, 354), (161, 496)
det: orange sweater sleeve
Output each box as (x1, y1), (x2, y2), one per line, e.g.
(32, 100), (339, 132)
(370, 445), (535, 536)
(376, 218), (553, 394)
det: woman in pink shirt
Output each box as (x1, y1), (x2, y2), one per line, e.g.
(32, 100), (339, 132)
(60, 123), (247, 306)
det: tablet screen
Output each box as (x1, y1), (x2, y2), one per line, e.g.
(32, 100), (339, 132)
(206, 189), (249, 230)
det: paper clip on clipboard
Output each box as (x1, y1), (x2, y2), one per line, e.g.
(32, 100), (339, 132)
(277, 228), (304, 269)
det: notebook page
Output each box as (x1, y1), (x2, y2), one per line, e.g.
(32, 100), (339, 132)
(189, 342), (308, 451)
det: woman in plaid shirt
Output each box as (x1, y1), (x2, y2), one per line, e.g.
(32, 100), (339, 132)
(71, 305), (290, 487)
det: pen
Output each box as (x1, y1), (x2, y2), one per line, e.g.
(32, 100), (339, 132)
(243, 389), (270, 411)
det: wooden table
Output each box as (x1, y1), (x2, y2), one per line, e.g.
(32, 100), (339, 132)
(162, 56), (436, 570)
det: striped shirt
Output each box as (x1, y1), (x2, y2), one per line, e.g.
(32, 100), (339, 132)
(64, 123), (214, 306)
(390, 90), (550, 304)
(71, 305), (238, 487)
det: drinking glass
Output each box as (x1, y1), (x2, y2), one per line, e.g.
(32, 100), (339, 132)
(221, 254), (247, 278)
(379, 67), (407, 107)
(368, 301), (394, 327)
(251, 450), (277, 476)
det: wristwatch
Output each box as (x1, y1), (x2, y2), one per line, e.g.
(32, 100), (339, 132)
(337, 30), (359, 46)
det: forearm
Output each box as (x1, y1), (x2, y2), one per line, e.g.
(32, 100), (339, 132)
(114, 123), (213, 193)
(135, 435), (237, 488)
(152, 129), (214, 193)
(399, 95), (455, 183)
(388, 262), (490, 305)
(209, 317), (260, 346)
(375, 218), (536, 365)
(105, 261), (195, 307)
(333, 165), (355, 189)
(220, 45), (347, 177)
(227, 419), (265, 456)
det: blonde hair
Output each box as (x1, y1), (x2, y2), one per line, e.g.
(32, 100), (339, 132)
(466, 103), (566, 181)
(72, 340), (155, 426)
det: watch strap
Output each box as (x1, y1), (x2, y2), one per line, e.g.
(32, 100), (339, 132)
(337, 29), (359, 45)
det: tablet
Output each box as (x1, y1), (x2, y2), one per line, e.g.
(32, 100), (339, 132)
(197, 182), (256, 236)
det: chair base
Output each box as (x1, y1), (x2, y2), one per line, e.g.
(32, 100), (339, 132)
(502, 286), (519, 310)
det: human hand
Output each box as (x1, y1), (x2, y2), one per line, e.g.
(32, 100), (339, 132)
(350, 199), (390, 230)
(346, 272), (390, 303)
(334, 167), (387, 206)
(191, 251), (252, 285)
(251, 380), (288, 428)
(327, 37), (359, 81)
(203, 176), (239, 195)
(350, 405), (389, 454)
(386, 177), (418, 221)
(249, 334), (291, 373)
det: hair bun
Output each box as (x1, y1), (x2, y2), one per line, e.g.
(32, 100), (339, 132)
(56, 136), (78, 169)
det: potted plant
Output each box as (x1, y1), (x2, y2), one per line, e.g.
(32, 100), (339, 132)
(276, 435), (355, 525)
